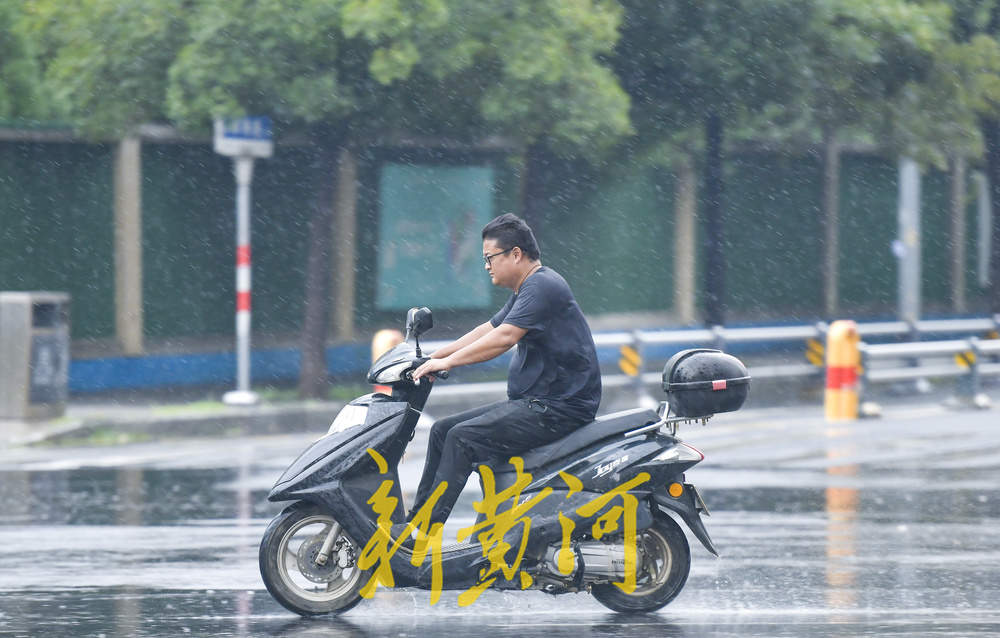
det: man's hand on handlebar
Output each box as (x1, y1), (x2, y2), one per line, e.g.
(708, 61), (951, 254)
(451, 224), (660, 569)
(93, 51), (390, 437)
(413, 357), (451, 381)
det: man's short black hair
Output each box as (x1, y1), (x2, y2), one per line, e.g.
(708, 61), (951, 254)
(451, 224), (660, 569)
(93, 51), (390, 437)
(482, 213), (541, 261)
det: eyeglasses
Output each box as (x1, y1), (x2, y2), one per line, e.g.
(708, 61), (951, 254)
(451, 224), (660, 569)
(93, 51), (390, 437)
(483, 247), (514, 267)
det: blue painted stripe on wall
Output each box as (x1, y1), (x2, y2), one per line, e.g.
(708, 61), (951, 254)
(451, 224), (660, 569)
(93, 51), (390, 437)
(69, 343), (369, 393)
(65, 327), (791, 394)
(69, 316), (985, 394)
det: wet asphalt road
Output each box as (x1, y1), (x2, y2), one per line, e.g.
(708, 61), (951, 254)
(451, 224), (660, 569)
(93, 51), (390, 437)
(1, 402), (999, 637)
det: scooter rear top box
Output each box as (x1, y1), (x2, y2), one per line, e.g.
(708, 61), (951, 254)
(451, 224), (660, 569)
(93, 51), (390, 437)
(662, 348), (750, 417)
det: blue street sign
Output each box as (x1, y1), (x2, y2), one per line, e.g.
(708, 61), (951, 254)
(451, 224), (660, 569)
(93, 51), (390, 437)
(214, 116), (274, 158)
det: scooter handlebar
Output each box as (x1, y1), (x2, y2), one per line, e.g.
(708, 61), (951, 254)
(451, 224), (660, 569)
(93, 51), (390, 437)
(407, 359), (449, 381)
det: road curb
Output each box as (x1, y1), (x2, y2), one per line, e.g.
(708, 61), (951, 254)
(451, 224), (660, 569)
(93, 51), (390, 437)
(1, 401), (344, 447)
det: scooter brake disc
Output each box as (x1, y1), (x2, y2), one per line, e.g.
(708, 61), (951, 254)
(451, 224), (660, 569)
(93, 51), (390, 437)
(296, 535), (344, 583)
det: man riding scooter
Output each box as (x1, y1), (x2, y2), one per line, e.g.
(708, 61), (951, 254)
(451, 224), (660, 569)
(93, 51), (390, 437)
(260, 214), (748, 613)
(398, 213), (602, 539)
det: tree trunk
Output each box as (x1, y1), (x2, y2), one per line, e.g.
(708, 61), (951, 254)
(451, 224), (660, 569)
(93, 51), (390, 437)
(520, 143), (547, 229)
(981, 118), (1000, 314)
(298, 145), (338, 399)
(330, 147), (358, 341)
(821, 128), (841, 319)
(949, 154), (968, 313)
(703, 112), (726, 327)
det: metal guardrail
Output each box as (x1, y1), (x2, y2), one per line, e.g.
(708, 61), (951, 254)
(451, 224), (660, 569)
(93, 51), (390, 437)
(423, 315), (1000, 403)
(860, 336), (1000, 405)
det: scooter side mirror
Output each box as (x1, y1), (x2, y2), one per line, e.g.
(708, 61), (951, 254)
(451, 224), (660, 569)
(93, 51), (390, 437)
(404, 307), (433, 356)
(404, 307), (433, 340)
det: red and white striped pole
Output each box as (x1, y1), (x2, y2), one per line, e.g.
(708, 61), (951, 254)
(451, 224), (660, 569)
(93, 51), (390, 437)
(224, 156), (258, 405)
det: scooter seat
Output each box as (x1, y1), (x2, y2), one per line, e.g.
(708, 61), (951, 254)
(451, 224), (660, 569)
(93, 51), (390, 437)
(492, 407), (660, 474)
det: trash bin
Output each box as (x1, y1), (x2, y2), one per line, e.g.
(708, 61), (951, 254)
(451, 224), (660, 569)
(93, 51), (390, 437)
(0, 292), (70, 419)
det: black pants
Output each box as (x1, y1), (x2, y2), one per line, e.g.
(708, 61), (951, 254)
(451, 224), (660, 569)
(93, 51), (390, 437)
(408, 399), (583, 526)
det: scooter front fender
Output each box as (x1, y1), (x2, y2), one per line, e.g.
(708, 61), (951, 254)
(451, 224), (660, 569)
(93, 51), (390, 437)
(268, 402), (412, 502)
(651, 487), (718, 556)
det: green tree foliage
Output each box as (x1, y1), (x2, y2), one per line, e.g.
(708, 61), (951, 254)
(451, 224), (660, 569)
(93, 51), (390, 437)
(612, 0), (955, 323)
(0, 0), (50, 120)
(614, 0), (952, 153)
(814, 0), (965, 165)
(23, 0), (190, 134)
(799, 0), (950, 134)
(934, 2), (1000, 126)
(27, 0), (632, 149)
(614, 0), (815, 147)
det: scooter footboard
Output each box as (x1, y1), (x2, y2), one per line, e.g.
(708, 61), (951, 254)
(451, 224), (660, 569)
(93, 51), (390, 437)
(651, 488), (718, 556)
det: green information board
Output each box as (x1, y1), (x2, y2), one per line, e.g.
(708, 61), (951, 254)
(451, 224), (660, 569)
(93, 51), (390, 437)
(376, 164), (495, 310)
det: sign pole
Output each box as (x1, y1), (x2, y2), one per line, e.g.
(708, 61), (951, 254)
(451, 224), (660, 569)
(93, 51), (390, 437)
(215, 116), (272, 406)
(225, 156), (257, 405)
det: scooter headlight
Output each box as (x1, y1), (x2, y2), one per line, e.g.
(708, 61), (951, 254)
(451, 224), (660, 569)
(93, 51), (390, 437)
(371, 360), (412, 384)
(327, 404), (369, 435)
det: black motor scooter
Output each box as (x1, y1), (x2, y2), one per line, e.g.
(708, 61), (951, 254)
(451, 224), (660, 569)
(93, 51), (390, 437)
(259, 307), (749, 615)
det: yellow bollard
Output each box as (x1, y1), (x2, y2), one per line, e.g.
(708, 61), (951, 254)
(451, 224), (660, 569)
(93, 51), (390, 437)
(371, 329), (404, 395)
(824, 320), (860, 421)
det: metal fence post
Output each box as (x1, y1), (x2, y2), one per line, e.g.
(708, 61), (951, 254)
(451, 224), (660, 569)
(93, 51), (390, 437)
(712, 325), (726, 352)
(970, 337), (982, 398)
(632, 330), (647, 405)
(992, 314), (1000, 364)
(857, 342), (868, 407)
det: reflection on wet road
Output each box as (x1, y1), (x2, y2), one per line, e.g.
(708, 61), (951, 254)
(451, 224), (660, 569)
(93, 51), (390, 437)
(1, 404), (999, 637)
(6, 589), (1000, 637)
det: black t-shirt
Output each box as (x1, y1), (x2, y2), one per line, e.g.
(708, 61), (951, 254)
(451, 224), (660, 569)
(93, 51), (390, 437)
(490, 266), (601, 423)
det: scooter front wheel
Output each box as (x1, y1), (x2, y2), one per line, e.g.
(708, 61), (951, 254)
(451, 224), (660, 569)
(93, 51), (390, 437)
(590, 513), (691, 613)
(259, 502), (369, 616)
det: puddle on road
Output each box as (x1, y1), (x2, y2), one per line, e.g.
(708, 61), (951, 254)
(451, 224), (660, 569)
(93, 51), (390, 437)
(2, 462), (998, 526)
(0, 466), (281, 526)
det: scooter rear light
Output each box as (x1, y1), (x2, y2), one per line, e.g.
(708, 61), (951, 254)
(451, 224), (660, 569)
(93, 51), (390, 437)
(652, 442), (704, 462)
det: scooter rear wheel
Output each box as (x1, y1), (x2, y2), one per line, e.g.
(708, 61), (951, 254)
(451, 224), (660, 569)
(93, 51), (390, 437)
(259, 502), (369, 616)
(590, 514), (691, 613)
